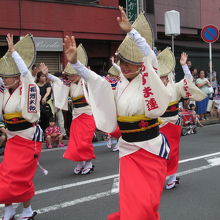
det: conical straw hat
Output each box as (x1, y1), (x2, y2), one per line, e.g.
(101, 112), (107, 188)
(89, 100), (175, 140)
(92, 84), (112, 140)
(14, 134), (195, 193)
(108, 65), (120, 76)
(64, 44), (88, 75)
(0, 34), (36, 77)
(157, 48), (176, 77)
(118, 12), (154, 65)
(118, 37), (144, 65)
(132, 12), (153, 49)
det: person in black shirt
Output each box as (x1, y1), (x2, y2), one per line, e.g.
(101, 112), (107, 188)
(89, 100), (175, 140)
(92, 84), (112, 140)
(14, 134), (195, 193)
(36, 71), (52, 131)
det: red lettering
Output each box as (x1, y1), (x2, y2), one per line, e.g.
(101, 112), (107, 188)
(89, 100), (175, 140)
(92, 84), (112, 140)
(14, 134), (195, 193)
(143, 87), (154, 98)
(146, 98), (159, 111)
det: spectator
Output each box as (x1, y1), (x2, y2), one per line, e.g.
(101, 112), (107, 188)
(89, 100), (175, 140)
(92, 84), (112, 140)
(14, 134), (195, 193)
(190, 67), (198, 83)
(189, 103), (203, 127)
(45, 118), (64, 149)
(183, 98), (190, 109)
(195, 70), (211, 120)
(206, 62), (218, 97)
(31, 64), (39, 81)
(52, 72), (67, 138)
(36, 71), (53, 131)
(187, 60), (192, 69)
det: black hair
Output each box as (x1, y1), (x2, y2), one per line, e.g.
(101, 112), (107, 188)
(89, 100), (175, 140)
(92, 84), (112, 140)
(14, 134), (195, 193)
(32, 64), (37, 70)
(49, 117), (56, 122)
(189, 103), (195, 109)
(36, 71), (47, 83)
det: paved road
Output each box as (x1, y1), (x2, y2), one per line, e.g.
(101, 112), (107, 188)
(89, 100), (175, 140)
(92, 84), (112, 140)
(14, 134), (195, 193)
(0, 124), (220, 220)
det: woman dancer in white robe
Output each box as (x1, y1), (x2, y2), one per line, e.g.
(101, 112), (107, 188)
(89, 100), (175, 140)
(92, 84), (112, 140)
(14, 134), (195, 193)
(63, 7), (172, 220)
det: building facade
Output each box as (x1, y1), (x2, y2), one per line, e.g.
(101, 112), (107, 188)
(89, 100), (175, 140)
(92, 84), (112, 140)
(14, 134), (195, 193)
(0, 0), (123, 73)
(0, 0), (220, 77)
(148, 0), (220, 80)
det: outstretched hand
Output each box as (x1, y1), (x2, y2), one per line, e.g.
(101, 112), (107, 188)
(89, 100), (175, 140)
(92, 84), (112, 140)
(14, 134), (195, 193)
(117, 6), (132, 33)
(39, 63), (48, 75)
(110, 56), (115, 64)
(64, 36), (77, 64)
(6, 33), (15, 52)
(180, 52), (188, 66)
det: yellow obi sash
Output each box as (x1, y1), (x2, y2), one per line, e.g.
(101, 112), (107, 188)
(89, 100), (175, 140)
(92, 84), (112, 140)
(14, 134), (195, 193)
(4, 112), (27, 124)
(4, 112), (35, 131)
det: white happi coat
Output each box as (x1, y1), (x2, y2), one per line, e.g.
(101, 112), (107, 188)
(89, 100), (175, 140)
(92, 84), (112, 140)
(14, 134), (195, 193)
(71, 28), (173, 158)
(0, 51), (41, 141)
(160, 65), (207, 125)
(50, 76), (92, 119)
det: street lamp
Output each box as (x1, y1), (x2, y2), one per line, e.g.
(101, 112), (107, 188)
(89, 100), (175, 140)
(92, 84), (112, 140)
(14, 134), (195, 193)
(165, 10), (180, 55)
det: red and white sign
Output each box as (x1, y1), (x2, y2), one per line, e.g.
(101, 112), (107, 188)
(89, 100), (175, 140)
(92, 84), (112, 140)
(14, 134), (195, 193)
(201, 25), (219, 43)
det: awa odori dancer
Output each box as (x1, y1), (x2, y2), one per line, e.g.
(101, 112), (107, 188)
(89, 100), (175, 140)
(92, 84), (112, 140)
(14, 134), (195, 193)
(64, 7), (173, 220)
(0, 34), (43, 220)
(44, 45), (96, 175)
(105, 60), (121, 152)
(158, 51), (207, 189)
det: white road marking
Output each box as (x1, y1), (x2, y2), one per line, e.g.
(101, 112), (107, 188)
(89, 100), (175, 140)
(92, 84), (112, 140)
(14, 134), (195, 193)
(111, 177), (119, 194)
(1, 146), (220, 216)
(29, 155), (220, 215)
(34, 151), (220, 195)
(36, 174), (119, 195)
(179, 151), (220, 164)
(35, 190), (115, 215)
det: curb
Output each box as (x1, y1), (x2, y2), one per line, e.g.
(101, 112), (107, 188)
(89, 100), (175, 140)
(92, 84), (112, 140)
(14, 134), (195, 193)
(201, 118), (220, 126)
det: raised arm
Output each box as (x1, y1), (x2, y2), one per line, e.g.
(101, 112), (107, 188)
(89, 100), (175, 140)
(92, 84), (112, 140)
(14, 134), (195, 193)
(7, 34), (30, 77)
(64, 35), (100, 81)
(117, 6), (152, 57)
(63, 35), (117, 133)
(39, 63), (61, 83)
(110, 56), (121, 73)
(180, 52), (193, 81)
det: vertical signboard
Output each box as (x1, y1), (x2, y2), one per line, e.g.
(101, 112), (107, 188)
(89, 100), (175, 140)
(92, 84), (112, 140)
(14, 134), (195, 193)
(126, 0), (139, 23)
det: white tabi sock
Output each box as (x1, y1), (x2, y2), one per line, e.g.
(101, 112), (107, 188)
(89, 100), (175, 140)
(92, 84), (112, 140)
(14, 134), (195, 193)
(84, 161), (92, 169)
(19, 205), (33, 218)
(167, 174), (177, 184)
(3, 205), (16, 220)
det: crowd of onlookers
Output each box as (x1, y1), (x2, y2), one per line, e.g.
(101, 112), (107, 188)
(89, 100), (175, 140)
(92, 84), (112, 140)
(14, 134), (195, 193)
(186, 60), (220, 120)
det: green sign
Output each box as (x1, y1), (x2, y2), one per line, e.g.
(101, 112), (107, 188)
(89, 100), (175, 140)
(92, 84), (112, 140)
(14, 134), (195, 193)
(126, 0), (139, 23)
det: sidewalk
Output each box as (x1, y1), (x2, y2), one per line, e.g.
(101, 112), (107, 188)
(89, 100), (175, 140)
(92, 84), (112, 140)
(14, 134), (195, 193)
(42, 118), (220, 149)
(200, 116), (220, 126)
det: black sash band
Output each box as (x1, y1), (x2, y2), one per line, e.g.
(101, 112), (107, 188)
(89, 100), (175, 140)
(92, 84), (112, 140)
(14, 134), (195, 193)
(118, 119), (160, 142)
(6, 121), (34, 131)
(73, 103), (89, 108)
(161, 103), (179, 117)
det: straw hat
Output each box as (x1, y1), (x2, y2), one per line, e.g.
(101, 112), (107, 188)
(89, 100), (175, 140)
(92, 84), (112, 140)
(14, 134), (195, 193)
(118, 12), (153, 65)
(157, 48), (176, 77)
(64, 44), (88, 75)
(108, 65), (120, 76)
(132, 12), (153, 49)
(0, 34), (36, 77)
